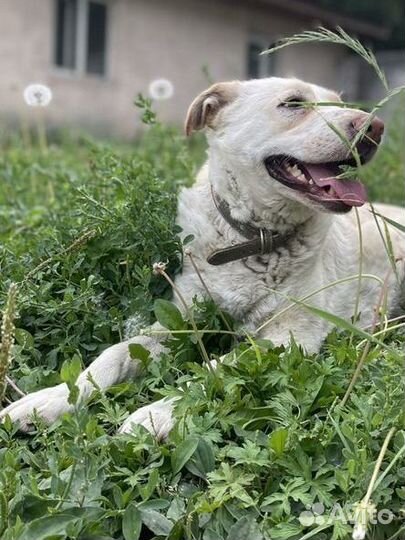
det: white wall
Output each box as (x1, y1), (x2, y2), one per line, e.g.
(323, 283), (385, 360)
(0, 0), (350, 138)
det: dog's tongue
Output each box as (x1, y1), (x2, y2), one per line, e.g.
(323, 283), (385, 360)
(305, 163), (367, 207)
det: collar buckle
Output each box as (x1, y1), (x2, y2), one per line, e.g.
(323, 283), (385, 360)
(259, 228), (272, 255)
(206, 186), (285, 266)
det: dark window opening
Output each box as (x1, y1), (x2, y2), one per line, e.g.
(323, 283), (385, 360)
(247, 42), (263, 79)
(54, 0), (108, 75)
(55, 0), (77, 69)
(247, 39), (276, 79)
(86, 2), (107, 75)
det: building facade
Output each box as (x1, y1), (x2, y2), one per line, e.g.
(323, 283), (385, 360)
(0, 0), (385, 138)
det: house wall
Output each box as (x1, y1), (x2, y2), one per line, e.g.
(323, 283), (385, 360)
(362, 50), (405, 101)
(0, 0), (348, 138)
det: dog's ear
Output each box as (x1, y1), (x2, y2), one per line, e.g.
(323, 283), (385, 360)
(185, 81), (240, 136)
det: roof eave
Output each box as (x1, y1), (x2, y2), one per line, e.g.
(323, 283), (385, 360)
(241, 0), (391, 41)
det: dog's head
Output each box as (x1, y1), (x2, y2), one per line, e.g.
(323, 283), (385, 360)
(186, 77), (384, 214)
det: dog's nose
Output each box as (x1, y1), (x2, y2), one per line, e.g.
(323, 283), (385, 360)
(351, 115), (385, 144)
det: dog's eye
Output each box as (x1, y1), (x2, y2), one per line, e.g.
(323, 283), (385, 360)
(279, 96), (306, 109)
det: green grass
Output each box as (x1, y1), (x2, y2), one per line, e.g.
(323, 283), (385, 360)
(0, 99), (404, 540)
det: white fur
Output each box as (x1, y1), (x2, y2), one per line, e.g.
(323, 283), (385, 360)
(2, 77), (404, 439)
(118, 397), (177, 439)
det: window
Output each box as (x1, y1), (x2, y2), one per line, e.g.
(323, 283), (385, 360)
(55, 0), (77, 69)
(54, 0), (108, 76)
(247, 37), (276, 79)
(86, 2), (107, 74)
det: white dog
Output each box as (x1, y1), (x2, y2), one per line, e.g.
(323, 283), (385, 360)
(2, 77), (404, 439)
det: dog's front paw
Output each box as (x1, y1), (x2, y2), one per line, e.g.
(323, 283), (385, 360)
(0, 384), (72, 432)
(118, 398), (176, 440)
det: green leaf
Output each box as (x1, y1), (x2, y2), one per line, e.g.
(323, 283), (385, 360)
(270, 428), (288, 457)
(122, 504), (142, 540)
(19, 514), (78, 540)
(154, 299), (185, 330)
(14, 328), (35, 349)
(373, 212), (405, 233)
(226, 516), (263, 540)
(140, 509), (173, 535)
(186, 438), (216, 479)
(79, 536), (115, 540)
(204, 529), (223, 540)
(331, 519), (352, 539)
(138, 469), (159, 501)
(60, 354), (82, 385)
(19, 508), (103, 540)
(268, 521), (303, 540)
(167, 520), (185, 540)
(128, 343), (151, 366)
(293, 299), (396, 352)
(60, 354), (82, 404)
(138, 499), (170, 511)
(171, 436), (199, 476)
(182, 234), (195, 245)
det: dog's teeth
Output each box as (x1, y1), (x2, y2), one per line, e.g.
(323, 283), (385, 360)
(308, 179), (314, 185)
(286, 163), (306, 180)
(290, 165), (303, 178)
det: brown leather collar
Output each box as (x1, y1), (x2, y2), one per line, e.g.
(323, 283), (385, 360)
(207, 186), (289, 265)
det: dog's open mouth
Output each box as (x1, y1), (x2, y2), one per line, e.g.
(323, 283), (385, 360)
(264, 155), (368, 213)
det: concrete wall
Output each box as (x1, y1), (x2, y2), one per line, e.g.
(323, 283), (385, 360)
(362, 51), (405, 101)
(0, 0), (349, 138)
(338, 49), (405, 120)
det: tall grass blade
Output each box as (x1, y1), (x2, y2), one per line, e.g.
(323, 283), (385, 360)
(292, 298), (397, 354)
(262, 27), (388, 90)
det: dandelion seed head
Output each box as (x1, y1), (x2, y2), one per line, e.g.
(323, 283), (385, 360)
(152, 261), (168, 275)
(148, 79), (174, 101)
(23, 83), (53, 107)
